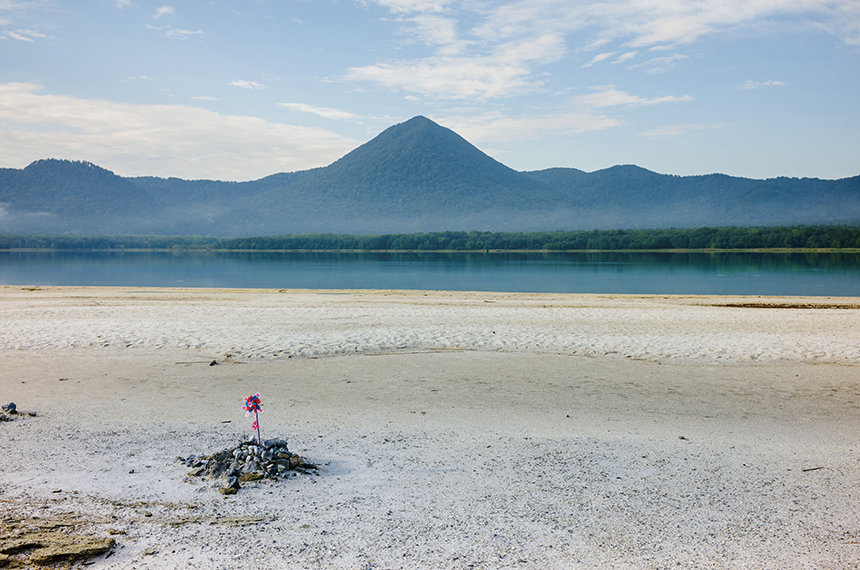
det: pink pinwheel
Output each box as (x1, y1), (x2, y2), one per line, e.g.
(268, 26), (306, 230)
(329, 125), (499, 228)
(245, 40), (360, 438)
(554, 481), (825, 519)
(243, 393), (263, 445)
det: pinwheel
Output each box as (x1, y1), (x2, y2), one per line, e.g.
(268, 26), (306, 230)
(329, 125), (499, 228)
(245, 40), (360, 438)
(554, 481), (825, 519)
(243, 393), (263, 445)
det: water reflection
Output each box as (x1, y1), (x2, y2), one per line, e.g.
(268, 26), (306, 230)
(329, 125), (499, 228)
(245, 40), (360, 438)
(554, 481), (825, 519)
(1, 251), (858, 296)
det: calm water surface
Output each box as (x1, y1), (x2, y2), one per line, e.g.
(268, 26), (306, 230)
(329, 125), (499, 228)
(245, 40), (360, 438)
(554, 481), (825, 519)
(1, 251), (858, 296)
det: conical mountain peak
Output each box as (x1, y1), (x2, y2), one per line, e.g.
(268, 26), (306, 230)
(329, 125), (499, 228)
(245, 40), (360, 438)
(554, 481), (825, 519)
(329, 115), (505, 170)
(321, 116), (532, 203)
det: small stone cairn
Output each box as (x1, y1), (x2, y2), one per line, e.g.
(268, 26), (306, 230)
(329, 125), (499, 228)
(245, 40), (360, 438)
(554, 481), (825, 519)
(178, 438), (317, 495)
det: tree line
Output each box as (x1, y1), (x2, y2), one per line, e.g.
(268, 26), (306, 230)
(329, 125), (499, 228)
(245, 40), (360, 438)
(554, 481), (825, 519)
(1, 225), (858, 251)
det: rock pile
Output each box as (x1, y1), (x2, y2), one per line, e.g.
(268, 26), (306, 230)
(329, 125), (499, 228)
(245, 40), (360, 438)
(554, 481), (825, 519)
(178, 438), (317, 495)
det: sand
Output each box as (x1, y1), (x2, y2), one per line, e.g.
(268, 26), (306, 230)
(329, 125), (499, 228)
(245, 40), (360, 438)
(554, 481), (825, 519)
(0, 286), (858, 568)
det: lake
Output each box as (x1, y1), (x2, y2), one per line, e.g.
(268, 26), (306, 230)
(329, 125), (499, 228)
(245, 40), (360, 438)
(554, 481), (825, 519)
(1, 251), (858, 296)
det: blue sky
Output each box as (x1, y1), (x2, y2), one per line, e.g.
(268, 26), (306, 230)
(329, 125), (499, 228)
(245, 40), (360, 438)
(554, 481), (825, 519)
(1, 0), (858, 181)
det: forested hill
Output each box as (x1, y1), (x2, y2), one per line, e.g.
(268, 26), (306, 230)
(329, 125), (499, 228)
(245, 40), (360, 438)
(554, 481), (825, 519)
(1, 116), (858, 236)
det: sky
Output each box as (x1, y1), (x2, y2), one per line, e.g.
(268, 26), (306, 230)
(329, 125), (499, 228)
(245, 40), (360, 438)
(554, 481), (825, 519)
(1, 0), (858, 181)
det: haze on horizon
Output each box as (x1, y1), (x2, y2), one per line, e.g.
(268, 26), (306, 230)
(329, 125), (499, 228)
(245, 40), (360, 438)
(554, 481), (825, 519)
(1, 0), (858, 182)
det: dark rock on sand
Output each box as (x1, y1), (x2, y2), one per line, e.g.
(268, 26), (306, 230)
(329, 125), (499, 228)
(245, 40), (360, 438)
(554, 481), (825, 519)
(0, 512), (115, 567)
(1, 402), (36, 422)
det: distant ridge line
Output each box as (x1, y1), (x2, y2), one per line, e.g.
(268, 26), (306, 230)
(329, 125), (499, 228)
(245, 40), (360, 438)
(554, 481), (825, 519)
(1, 116), (858, 235)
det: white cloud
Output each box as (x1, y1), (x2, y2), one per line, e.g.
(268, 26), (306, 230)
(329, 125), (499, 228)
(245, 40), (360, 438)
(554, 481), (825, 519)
(154, 5), (175, 19)
(640, 123), (730, 137)
(444, 111), (621, 144)
(572, 86), (692, 109)
(435, 85), (693, 148)
(0, 83), (359, 180)
(346, 31), (565, 100)
(613, 51), (637, 64)
(475, 0), (860, 49)
(629, 53), (688, 74)
(585, 38), (611, 50)
(230, 79), (264, 90)
(165, 27), (202, 39)
(435, 83), (691, 147)
(146, 24), (203, 39)
(353, 0), (860, 102)
(739, 79), (785, 90)
(115, 0), (133, 8)
(400, 14), (464, 54)
(278, 103), (358, 120)
(828, 0), (860, 45)
(3, 28), (47, 41)
(191, 95), (218, 101)
(410, 13), (457, 43)
(583, 51), (613, 67)
(351, 1), (571, 99)
(371, 0), (454, 14)
(346, 57), (534, 100)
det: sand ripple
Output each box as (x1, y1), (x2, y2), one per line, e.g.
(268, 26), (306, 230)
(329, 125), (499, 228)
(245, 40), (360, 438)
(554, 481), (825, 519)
(1, 288), (857, 364)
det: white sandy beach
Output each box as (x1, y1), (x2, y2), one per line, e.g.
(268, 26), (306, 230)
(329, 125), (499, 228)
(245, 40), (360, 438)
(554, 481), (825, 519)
(1, 286), (858, 568)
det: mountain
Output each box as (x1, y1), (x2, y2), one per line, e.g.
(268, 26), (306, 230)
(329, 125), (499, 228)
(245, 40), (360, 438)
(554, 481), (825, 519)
(0, 116), (858, 235)
(238, 116), (572, 232)
(0, 160), (153, 233)
(312, 115), (550, 210)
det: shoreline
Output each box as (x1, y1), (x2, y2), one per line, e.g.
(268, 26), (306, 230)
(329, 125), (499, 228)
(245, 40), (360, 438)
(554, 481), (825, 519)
(1, 287), (858, 567)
